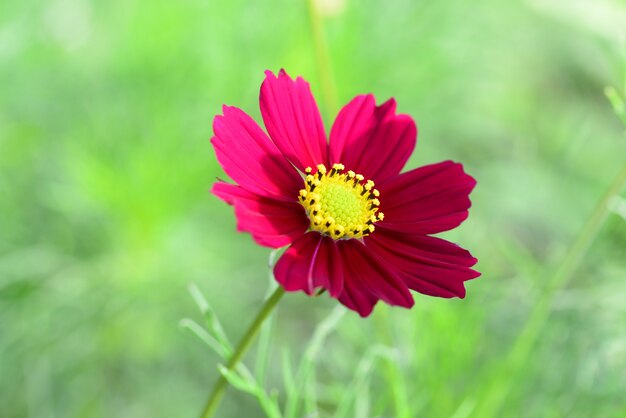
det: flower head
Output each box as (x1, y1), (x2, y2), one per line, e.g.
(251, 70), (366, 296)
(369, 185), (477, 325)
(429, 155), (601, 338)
(211, 69), (479, 317)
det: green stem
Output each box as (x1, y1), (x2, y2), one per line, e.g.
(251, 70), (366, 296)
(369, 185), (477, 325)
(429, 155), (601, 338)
(478, 161), (626, 417)
(199, 286), (286, 418)
(306, 0), (339, 116)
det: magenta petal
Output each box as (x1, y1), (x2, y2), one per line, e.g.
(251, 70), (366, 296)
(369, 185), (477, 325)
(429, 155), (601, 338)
(378, 161), (476, 234)
(329, 95), (416, 183)
(273, 232), (344, 296)
(337, 239), (414, 317)
(365, 230), (479, 298)
(211, 105), (302, 201)
(260, 70), (328, 172)
(212, 182), (308, 248)
(337, 274), (379, 317)
(310, 235), (344, 298)
(274, 232), (321, 295)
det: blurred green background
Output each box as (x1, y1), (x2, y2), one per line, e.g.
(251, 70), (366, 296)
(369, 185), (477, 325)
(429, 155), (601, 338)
(1, 0), (626, 416)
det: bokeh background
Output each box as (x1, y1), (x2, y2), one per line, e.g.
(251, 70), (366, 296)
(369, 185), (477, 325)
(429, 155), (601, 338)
(2, 0), (626, 416)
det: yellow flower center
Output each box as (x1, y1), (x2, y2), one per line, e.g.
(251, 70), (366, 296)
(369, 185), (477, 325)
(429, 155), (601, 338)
(298, 163), (384, 240)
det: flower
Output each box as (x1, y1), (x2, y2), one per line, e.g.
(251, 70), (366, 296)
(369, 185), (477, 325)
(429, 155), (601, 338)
(211, 69), (479, 317)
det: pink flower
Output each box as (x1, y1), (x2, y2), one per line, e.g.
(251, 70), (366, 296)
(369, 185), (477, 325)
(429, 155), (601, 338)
(211, 69), (479, 317)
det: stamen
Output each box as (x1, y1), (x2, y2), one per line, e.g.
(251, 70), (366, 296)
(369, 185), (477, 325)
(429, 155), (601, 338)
(298, 163), (383, 240)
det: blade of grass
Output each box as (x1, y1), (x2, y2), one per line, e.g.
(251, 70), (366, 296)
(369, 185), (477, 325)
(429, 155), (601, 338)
(188, 282), (233, 353)
(605, 87), (626, 126)
(285, 306), (346, 418)
(281, 349), (298, 418)
(474, 79), (626, 417)
(476, 164), (626, 417)
(333, 345), (395, 418)
(303, 365), (318, 417)
(374, 309), (411, 418)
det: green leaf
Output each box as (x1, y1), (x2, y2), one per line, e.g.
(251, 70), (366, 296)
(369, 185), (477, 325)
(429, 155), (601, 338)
(179, 318), (229, 359)
(218, 364), (255, 393)
(219, 364), (283, 418)
(282, 349), (298, 418)
(188, 282), (233, 354)
(285, 306), (345, 418)
(334, 345), (395, 418)
(605, 86), (626, 127)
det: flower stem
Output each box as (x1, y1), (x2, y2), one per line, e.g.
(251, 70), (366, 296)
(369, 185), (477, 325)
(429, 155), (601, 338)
(478, 161), (626, 417)
(306, 0), (339, 116)
(199, 286), (286, 418)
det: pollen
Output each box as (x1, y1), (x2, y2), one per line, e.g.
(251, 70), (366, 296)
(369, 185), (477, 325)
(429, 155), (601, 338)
(298, 163), (384, 240)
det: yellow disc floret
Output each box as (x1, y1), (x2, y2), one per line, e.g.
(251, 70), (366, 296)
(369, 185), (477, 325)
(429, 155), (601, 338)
(298, 163), (384, 240)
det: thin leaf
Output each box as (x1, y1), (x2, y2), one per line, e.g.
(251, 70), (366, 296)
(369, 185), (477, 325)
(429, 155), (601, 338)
(219, 365), (283, 418)
(179, 318), (229, 359)
(605, 86), (626, 126)
(188, 282), (233, 353)
(609, 196), (626, 221)
(449, 399), (477, 418)
(282, 349), (298, 418)
(334, 345), (396, 418)
(303, 366), (317, 417)
(218, 364), (256, 393)
(286, 306), (346, 418)
(268, 248), (282, 268)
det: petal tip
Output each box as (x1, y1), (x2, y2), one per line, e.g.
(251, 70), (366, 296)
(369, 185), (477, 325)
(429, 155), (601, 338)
(379, 97), (397, 113)
(356, 304), (376, 318)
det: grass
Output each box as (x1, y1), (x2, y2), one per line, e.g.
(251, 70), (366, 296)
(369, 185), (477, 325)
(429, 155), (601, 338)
(1, 0), (626, 417)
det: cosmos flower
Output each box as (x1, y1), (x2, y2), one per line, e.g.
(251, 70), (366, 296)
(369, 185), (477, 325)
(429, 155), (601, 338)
(211, 70), (479, 317)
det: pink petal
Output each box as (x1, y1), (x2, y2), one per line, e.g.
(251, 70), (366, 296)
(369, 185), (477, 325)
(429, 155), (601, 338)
(378, 161), (476, 234)
(337, 274), (379, 318)
(260, 70), (328, 172)
(211, 105), (302, 201)
(365, 229), (480, 298)
(310, 235), (344, 297)
(273, 232), (343, 296)
(337, 239), (414, 317)
(329, 95), (416, 183)
(212, 182), (308, 248)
